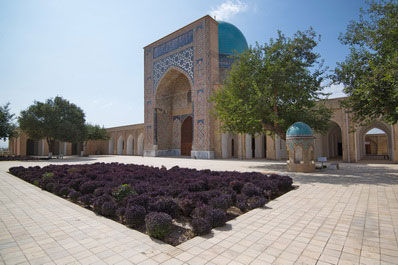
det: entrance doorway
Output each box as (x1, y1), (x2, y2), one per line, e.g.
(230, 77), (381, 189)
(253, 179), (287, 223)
(26, 139), (37, 156)
(181, 116), (192, 156)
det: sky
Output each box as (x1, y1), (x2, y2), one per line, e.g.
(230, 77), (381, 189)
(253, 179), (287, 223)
(0, 0), (370, 148)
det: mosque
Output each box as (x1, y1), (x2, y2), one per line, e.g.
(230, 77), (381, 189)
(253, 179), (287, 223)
(8, 15), (398, 163)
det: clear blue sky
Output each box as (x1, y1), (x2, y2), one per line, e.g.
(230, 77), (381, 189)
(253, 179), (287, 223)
(0, 0), (367, 147)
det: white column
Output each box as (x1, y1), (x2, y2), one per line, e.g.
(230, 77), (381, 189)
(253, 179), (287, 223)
(254, 135), (263, 158)
(275, 135), (281, 160)
(245, 134), (252, 159)
(221, 133), (228, 158)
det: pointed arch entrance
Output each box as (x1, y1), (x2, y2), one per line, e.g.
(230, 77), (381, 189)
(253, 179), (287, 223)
(154, 67), (193, 156)
(181, 116), (192, 156)
(26, 139), (39, 156)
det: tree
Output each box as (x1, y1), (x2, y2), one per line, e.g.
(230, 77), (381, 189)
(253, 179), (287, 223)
(18, 96), (86, 155)
(335, 0), (398, 124)
(0, 103), (17, 141)
(80, 124), (109, 155)
(211, 28), (332, 140)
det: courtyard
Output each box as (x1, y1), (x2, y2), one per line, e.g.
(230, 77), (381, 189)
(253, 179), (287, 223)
(1, 156), (397, 265)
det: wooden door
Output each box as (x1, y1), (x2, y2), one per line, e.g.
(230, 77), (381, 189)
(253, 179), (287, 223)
(181, 116), (192, 156)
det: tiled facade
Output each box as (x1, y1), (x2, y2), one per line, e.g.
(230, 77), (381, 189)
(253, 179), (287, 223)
(143, 15), (219, 159)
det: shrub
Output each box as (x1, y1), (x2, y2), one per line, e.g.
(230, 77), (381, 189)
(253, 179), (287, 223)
(125, 205), (146, 228)
(79, 181), (101, 195)
(148, 197), (179, 218)
(127, 194), (150, 209)
(145, 212), (172, 239)
(59, 186), (70, 197)
(236, 194), (248, 211)
(178, 198), (195, 217)
(241, 182), (261, 197)
(112, 184), (137, 202)
(42, 172), (54, 180)
(78, 194), (93, 206)
(45, 182), (55, 192)
(209, 195), (230, 210)
(116, 207), (126, 217)
(69, 190), (81, 202)
(210, 209), (227, 227)
(101, 201), (116, 217)
(93, 196), (111, 214)
(246, 196), (267, 210)
(94, 187), (111, 197)
(191, 205), (213, 220)
(229, 180), (244, 193)
(192, 218), (212, 235)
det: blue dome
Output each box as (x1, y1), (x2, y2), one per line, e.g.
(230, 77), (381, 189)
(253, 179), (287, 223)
(218, 21), (248, 55)
(286, 122), (313, 138)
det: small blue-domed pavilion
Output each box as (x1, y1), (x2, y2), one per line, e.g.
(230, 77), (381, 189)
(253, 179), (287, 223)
(286, 122), (316, 172)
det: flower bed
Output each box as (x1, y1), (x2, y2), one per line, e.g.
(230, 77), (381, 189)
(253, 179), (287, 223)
(9, 163), (293, 245)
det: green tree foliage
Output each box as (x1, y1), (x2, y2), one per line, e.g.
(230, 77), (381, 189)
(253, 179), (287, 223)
(0, 103), (17, 141)
(212, 29), (332, 140)
(81, 124), (109, 154)
(18, 97), (86, 154)
(335, 0), (398, 124)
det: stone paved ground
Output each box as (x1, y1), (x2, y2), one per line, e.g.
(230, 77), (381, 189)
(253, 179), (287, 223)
(0, 156), (397, 265)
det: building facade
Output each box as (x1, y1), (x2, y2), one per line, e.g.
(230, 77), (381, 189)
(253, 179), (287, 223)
(9, 16), (398, 163)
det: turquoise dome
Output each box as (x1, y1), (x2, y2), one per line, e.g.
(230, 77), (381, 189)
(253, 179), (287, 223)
(218, 21), (248, 55)
(286, 122), (313, 138)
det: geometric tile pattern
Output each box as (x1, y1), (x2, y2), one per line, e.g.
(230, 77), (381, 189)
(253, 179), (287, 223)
(153, 47), (194, 90)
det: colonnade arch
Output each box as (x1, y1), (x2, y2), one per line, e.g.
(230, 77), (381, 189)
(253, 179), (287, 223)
(137, 133), (144, 156)
(126, 135), (134, 155)
(358, 121), (392, 160)
(221, 133), (238, 158)
(328, 122), (343, 159)
(117, 136), (124, 155)
(108, 138), (114, 155)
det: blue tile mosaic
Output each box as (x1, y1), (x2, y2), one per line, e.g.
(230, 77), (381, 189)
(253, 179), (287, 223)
(153, 47), (194, 90)
(153, 30), (193, 59)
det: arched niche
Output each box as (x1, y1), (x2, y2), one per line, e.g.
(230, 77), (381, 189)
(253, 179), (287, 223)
(126, 135), (134, 155)
(117, 136), (124, 155)
(222, 133), (238, 158)
(137, 133), (144, 156)
(328, 121), (343, 158)
(294, 145), (303, 163)
(108, 138), (114, 155)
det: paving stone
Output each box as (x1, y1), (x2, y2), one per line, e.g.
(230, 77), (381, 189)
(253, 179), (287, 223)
(0, 157), (398, 265)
